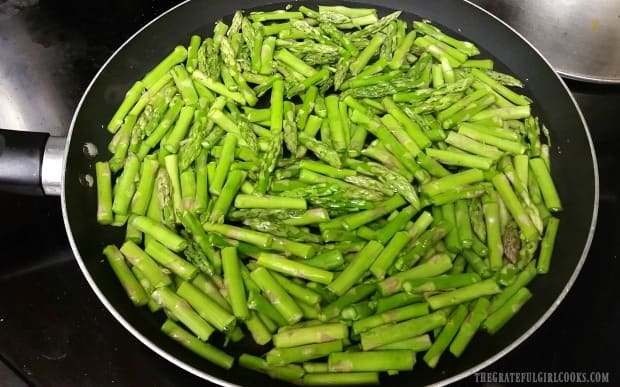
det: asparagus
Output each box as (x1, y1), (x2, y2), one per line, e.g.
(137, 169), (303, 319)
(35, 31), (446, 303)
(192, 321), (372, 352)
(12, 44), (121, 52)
(340, 301), (375, 321)
(303, 362), (329, 374)
(352, 303), (429, 335)
(449, 297), (490, 357)
(302, 250), (344, 270)
(234, 194), (307, 210)
(125, 222), (142, 244)
(423, 304), (468, 368)
(370, 231), (411, 279)
(103, 245), (149, 306)
(426, 279), (501, 310)
(161, 319), (233, 369)
(320, 283), (377, 321)
(402, 272), (481, 293)
(209, 133), (237, 195)
(530, 158), (562, 212)
(327, 240), (383, 296)
(95, 162), (114, 224)
(303, 372), (379, 385)
(220, 247), (249, 320)
(490, 262), (536, 313)
(203, 223), (272, 248)
(130, 157), (160, 216)
(441, 202), (461, 253)
(267, 340), (343, 366)
(239, 353), (304, 381)
(245, 310), (272, 345)
(462, 249), (491, 278)
(209, 169), (246, 224)
(380, 253), (453, 295)
(273, 323), (348, 348)
(152, 286), (214, 340)
(329, 350), (415, 372)
(255, 131), (284, 195)
(360, 311), (446, 350)
(375, 292), (424, 314)
(492, 173), (539, 241)
(99, 6), (564, 377)
(247, 290), (288, 327)
(130, 215), (187, 252)
(393, 223), (451, 271)
(426, 148), (493, 170)
(270, 272), (321, 306)
(242, 218), (321, 243)
(341, 194), (407, 230)
(484, 287), (532, 334)
(251, 267), (303, 325)
(257, 252), (333, 284)
(176, 281), (235, 332)
(144, 239), (197, 280)
(111, 153), (140, 216)
(470, 68), (531, 106)
(537, 217), (560, 273)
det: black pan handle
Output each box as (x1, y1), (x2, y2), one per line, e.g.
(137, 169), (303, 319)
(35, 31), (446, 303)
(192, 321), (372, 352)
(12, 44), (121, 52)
(0, 129), (65, 196)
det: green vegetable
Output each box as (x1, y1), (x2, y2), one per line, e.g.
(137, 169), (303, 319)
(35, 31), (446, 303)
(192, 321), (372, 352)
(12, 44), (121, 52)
(99, 6), (563, 382)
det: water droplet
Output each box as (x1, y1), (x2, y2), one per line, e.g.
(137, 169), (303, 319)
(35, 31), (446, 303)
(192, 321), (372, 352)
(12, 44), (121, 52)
(82, 142), (98, 158)
(79, 174), (94, 187)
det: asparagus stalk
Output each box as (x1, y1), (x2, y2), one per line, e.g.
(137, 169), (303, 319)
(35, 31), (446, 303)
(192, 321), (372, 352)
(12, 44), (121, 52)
(267, 340), (343, 366)
(103, 245), (149, 306)
(375, 335), (432, 352)
(370, 231), (411, 279)
(239, 353), (304, 381)
(530, 158), (562, 212)
(245, 310), (272, 345)
(144, 239), (197, 280)
(130, 215), (187, 252)
(352, 303), (429, 335)
(423, 304), (468, 367)
(360, 311), (446, 350)
(379, 253), (453, 295)
(426, 279), (501, 310)
(221, 247), (249, 320)
(95, 162), (114, 224)
(152, 286), (214, 340)
(176, 281), (235, 332)
(490, 262), (536, 313)
(251, 267), (303, 325)
(111, 153), (141, 216)
(303, 372), (379, 386)
(273, 322), (348, 348)
(161, 319), (233, 369)
(327, 240), (383, 296)
(375, 292), (425, 314)
(329, 350), (415, 372)
(107, 82), (145, 133)
(257, 253), (332, 284)
(247, 290), (288, 327)
(234, 194), (307, 210)
(402, 272), (481, 293)
(482, 190), (504, 270)
(320, 283), (377, 321)
(537, 216), (560, 273)
(483, 287), (532, 334)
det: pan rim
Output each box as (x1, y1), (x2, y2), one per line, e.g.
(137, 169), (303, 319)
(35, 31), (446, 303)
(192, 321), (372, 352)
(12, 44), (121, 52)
(60, 1), (600, 386)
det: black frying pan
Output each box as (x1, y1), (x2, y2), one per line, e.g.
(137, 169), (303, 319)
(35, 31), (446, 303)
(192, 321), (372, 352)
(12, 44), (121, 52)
(0, 0), (598, 385)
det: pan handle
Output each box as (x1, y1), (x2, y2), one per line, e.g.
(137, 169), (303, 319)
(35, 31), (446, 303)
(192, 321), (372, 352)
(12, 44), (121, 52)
(0, 129), (65, 196)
